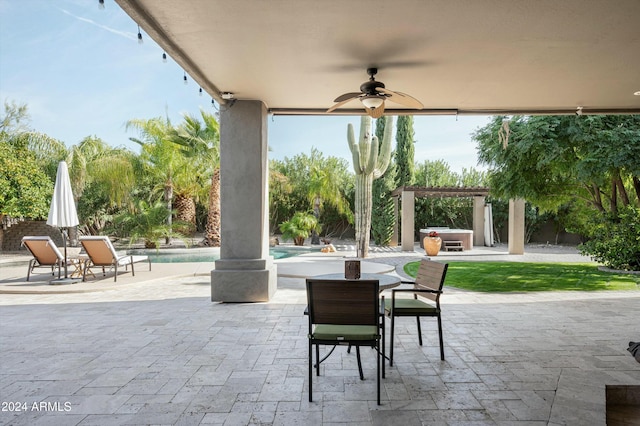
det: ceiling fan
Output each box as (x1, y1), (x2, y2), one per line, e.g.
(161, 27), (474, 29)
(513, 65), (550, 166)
(327, 67), (424, 118)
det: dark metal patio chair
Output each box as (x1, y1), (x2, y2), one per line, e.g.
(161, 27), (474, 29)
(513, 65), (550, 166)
(306, 278), (382, 404)
(384, 259), (448, 365)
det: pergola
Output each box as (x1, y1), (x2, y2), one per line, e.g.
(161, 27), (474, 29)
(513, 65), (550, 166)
(115, 0), (640, 302)
(390, 186), (493, 251)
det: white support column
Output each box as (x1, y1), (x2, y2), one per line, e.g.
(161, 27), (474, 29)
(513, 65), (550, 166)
(508, 198), (525, 255)
(390, 196), (399, 247)
(211, 100), (277, 302)
(401, 190), (415, 251)
(473, 196), (485, 247)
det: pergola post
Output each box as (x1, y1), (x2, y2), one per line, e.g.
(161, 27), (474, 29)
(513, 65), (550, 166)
(508, 198), (526, 254)
(211, 100), (277, 302)
(401, 190), (415, 251)
(473, 196), (485, 246)
(391, 197), (399, 247)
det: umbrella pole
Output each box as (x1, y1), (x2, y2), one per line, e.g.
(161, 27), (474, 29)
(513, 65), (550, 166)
(63, 228), (69, 279)
(51, 227), (79, 284)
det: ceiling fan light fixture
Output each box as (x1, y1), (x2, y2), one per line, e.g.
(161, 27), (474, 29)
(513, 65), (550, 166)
(327, 68), (422, 115)
(361, 95), (384, 109)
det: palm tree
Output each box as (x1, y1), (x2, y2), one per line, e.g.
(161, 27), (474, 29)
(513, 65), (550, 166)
(2, 101), (135, 239)
(305, 149), (352, 244)
(279, 211), (319, 246)
(111, 199), (191, 249)
(67, 136), (136, 206)
(167, 111), (221, 246)
(12, 125), (134, 206)
(126, 116), (197, 242)
(35, 135), (136, 239)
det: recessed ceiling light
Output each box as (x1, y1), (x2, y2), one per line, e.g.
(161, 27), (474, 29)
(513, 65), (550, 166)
(634, 91), (640, 96)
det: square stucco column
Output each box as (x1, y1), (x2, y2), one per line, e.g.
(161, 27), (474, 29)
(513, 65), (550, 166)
(508, 198), (525, 255)
(401, 190), (415, 251)
(473, 196), (485, 246)
(211, 100), (277, 302)
(390, 196), (399, 247)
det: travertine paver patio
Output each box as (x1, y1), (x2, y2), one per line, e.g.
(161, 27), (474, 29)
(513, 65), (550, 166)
(0, 244), (638, 425)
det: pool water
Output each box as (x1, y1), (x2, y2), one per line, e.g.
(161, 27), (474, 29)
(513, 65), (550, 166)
(127, 247), (317, 263)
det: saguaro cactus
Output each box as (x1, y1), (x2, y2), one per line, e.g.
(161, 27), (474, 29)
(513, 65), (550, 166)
(348, 115), (394, 258)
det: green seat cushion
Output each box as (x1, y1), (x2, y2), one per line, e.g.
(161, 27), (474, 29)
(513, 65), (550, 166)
(312, 324), (379, 341)
(384, 298), (437, 315)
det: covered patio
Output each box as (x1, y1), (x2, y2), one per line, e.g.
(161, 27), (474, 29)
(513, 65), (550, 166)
(5, 1), (636, 424)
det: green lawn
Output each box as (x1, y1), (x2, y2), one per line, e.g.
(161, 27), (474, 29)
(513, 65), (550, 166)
(403, 261), (640, 292)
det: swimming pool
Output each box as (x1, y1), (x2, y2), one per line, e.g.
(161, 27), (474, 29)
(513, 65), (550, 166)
(127, 247), (318, 263)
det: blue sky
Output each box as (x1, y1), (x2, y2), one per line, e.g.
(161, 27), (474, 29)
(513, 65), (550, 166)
(0, 0), (490, 174)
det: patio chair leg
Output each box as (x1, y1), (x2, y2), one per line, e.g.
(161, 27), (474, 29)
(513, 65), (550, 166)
(416, 317), (423, 346)
(27, 260), (34, 281)
(390, 314), (395, 367)
(437, 314), (445, 361)
(309, 341), (313, 402)
(377, 341), (381, 405)
(355, 346), (364, 380)
(381, 315), (385, 379)
(315, 344), (320, 376)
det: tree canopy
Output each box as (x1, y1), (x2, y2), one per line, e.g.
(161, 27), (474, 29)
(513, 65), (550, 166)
(474, 114), (640, 269)
(270, 149), (354, 239)
(394, 115), (416, 187)
(0, 140), (53, 219)
(0, 102), (56, 220)
(475, 115), (640, 213)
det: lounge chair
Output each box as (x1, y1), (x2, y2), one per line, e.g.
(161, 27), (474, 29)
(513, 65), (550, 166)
(79, 236), (150, 282)
(21, 236), (65, 281)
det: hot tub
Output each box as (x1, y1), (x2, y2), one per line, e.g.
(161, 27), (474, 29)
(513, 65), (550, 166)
(419, 228), (473, 251)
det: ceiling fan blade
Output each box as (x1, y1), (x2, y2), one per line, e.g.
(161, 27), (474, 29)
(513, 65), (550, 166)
(333, 92), (362, 102)
(327, 96), (360, 113)
(367, 102), (385, 119)
(376, 87), (424, 109)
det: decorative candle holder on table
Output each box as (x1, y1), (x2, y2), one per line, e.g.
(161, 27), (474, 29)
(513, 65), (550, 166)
(345, 260), (361, 279)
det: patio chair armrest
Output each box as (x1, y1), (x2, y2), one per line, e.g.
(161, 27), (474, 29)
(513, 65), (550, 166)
(391, 288), (443, 295)
(115, 255), (134, 265)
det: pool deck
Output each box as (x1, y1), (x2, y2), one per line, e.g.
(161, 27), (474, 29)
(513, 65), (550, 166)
(1, 243), (639, 425)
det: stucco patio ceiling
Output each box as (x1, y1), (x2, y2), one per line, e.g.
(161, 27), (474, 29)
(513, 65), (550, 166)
(116, 0), (640, 116)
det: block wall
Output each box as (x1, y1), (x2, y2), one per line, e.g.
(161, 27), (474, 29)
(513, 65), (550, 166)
(1, 221), (64, 252)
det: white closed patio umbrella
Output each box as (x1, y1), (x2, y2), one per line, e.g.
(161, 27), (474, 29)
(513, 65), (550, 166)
(47, 161), (80, 284)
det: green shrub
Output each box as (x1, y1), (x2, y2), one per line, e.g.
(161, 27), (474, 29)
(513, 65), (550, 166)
(279, 211), (319, 246)
(578, 205), (640, 271)
(110, 200), (190, 249)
